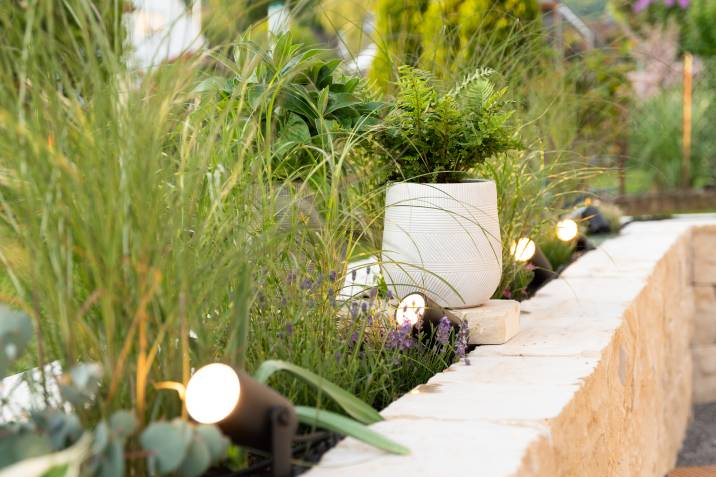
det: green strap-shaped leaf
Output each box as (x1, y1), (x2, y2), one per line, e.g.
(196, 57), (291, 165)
(295, 407), (409, 456)
(253, 360), (382, 425)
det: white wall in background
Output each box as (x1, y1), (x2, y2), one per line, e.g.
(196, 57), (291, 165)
(126, 0), (206, 71)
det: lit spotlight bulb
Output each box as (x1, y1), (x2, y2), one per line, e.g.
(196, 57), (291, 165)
(395, 292), (426, 327)
(510, 238), (536, 263)
(185, 363), (241, 424)
(556, 219), (578, 242)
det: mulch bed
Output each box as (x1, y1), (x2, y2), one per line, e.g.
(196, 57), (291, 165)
(677, 403), (716, 468)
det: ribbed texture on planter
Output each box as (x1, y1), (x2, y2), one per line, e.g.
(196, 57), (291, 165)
(381, 181), (501, 308)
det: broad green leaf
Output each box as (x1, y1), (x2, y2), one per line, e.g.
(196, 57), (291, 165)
(253, 360), (382, 424)
(277, 113), (311, 150)
(295, 407), (409, 456)
(325, 93), (363, 115)
(140, 420), (192, 474)
(194, 425), (230, 464)
(177, 435), (211, 477)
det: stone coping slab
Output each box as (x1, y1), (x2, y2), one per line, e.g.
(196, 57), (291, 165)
(308, 216), (716, 477)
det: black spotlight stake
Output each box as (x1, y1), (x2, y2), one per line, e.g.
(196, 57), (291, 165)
(212, 370), (298, 477)
(527, 245), (556, 293)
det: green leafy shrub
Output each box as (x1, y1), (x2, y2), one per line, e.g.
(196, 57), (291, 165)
(370, 66), (519, 183)
(210, 33), (382, 183)
(420, 0), (540, 75)
(685, 0), (716, 57)
(369, 0), (430, 90)
(629, 87), (716, 190)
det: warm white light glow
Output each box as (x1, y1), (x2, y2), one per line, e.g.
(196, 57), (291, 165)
(185, 363), (241, 424)
(395, 293), (426, 327)
(556, 219), (579, 242)
(510, 238), (536, 262)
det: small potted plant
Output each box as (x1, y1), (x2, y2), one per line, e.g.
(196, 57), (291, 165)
(373, 66), (519, 308)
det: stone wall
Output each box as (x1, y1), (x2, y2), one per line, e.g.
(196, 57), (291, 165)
(308, 218), (716, 477)
(692, 226), (716, 403)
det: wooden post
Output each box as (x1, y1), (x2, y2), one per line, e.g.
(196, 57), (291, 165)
(682, 52), (693, 189)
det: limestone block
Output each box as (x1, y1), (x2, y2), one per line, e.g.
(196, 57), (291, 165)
(448, 299), (519, 345)
(693, 344), (716, 403)
(694, 228), (716, 285)
(694, 286), (716, 345)
(308, 219), (716, 477)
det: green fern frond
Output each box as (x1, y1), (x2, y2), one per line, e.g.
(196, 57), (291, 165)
(449, 66), (495, 97)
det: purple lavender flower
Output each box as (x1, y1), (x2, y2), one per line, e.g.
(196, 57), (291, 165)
(455, 319), (469, 359)
(351, 269), (357, 281)
(287, 271), (296, 284)
(387, 322), (414, 351)
(436, 316), (451, 346)
(361, 302), (368, 314)
(334, 350), (342, 365)
(387, 290), (394, 300)
(328, 271), (337, 282)
(300, 278), (313, 290)
(327, 288), (336, 306)
(633, 0), (688, 11)
(285, 322), (294, 337)
(369, 287), (378, 299)
(350, 301), (359, 319)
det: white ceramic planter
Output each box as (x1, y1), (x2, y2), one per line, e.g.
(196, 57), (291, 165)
(381, 181), (502, 308)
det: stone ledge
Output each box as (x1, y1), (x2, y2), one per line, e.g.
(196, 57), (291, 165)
(694, 228), (716, 285)
(448, 299), (520, 345)
(307, 217), (716, 477)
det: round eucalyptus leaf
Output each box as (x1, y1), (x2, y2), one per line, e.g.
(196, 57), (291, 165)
(58, 362), (102, 407)
(109, 410), (137, 440)
(140, 420), (192, 474)
(0, 431), (53, 468)
(0, 306), (33, 376)
(194, 425), (229, 464)
(177, 434), (211, 477)
(97, 440), (124, 477)
(92, 422), (110, 456)
(46, 412), (82, 451)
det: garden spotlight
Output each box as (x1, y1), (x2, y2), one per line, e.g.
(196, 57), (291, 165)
(510, 238), (536, 262)
(185, 363), (298, 477)
(510, 238), (555, 292)
(395, 292), (459, 326)
(556, 219), (579, 242)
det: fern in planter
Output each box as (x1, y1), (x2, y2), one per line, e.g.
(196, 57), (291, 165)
(372, 66), (520, 183)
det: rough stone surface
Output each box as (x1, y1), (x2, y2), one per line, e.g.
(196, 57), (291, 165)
(694, 345), (716, 403)
(694, 228), (716, 285)
(691, 228), (716, 401)
(307, 217), (716, 477)
(448, 299), (520, 345)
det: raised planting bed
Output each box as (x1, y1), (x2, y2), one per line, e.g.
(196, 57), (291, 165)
(306, 216), (716, 477)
